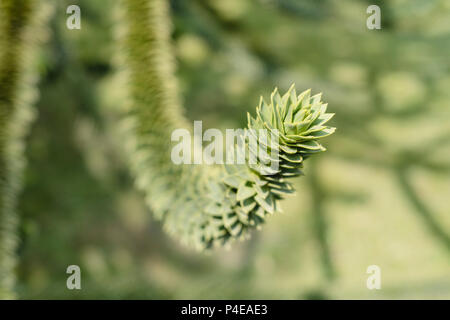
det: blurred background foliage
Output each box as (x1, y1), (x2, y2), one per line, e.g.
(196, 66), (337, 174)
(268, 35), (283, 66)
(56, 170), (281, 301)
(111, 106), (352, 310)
(15, 0), (450, 298)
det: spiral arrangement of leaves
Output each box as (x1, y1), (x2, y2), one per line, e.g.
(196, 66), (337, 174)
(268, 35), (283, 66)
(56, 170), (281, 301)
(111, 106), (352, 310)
(118, 0), (335, 250)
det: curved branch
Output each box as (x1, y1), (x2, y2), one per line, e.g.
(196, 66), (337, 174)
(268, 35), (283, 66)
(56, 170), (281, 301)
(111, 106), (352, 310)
(118, 0), (335, 250)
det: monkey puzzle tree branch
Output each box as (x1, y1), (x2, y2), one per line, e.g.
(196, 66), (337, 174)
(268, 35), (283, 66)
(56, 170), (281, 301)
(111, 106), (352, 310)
(119, 0), (335, 250)
(0, 0), (51, 298)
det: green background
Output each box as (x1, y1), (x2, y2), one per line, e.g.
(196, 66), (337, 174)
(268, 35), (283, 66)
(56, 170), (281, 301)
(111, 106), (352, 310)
(16, 0), (450, 299)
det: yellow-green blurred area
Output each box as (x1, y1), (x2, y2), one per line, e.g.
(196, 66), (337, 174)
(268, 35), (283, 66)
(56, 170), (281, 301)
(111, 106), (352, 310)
(17, 0), (449, 299)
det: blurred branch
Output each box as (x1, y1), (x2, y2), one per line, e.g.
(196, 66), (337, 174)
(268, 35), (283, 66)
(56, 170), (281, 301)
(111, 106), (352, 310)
(275, 0), (329, 20)
(416, 160), (450, 173)
(0, 0), (36, 299)
(309, 161), (336, 281)
(396, 168), (450, 253)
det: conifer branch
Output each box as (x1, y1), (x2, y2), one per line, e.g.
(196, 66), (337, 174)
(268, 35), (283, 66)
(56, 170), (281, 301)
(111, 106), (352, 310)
(0, 0), (52, 298)
(118, 0), (335, 250)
